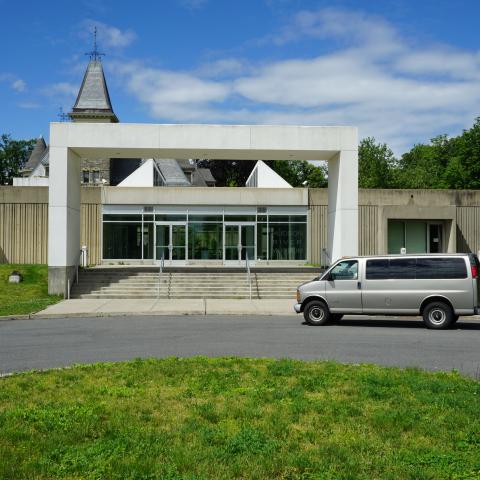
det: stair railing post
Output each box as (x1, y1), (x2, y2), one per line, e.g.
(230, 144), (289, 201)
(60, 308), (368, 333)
(158, 252), (164, 298)
(246, 251), (251, 300)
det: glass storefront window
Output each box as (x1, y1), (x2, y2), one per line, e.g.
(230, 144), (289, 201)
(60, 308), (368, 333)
(188, 223), (223, 260)
(257, 223), (268, 260)
(224, 215), (256, 222)
(189, 215), (223, 222)
(155, 214), (187, 222)
(269, 223), (306, 260)
(143, 223), (154, 259)
(103, 223), (142, 259)
(103, 214), (142, 222)
(269, 215), (307, 223)
(102, 209), (308, 261)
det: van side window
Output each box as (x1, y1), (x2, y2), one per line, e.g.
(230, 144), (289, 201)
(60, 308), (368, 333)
(366, 259), (389, 279)
(416, 258), (467, 279)
(330, 260), (358, 280)
(390, 259), (416, 279)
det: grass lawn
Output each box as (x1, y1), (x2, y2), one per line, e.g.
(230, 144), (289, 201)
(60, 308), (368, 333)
(1, 358), (479, 479)
(0, 264), (62, 316)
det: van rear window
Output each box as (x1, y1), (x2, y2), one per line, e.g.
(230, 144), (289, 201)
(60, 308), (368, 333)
(415, 258), (467, 279)
(366, 257), (467, 280)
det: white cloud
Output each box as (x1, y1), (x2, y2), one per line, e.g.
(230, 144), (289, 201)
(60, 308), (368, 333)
(41, 82), (78, 98)
(113, 62), (231, 121)
(113, 8), (480, 155)
(17, 101), (40, 109)
(178, 0), (208, 10)
(12, 79), (26, 92)
(0, 73), (27, 92)
(81, 20), (136, 49)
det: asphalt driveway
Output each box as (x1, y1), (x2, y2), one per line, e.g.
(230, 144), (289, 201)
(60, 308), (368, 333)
(1, 314), (479, 376)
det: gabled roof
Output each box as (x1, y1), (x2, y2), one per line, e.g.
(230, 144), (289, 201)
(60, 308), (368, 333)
(192, 168), (216, 186)
(155, 159), (191, 186)
(69, 60), (118, 122)
(22, 137), (48, 174)
(245, 160), (292, 188)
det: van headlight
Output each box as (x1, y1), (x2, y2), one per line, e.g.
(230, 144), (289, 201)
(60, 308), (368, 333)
(296, 289), (301, 303)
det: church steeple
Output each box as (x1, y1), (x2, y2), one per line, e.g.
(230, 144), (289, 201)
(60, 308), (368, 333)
(68, 28), (119, 123)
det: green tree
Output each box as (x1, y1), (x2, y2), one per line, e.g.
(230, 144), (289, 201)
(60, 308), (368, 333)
(197, 159), (257, 186)
(395, 135), (452, 189)
(443, 118), (480, 189)
(0, 134), (35, 185)
(269, 160), (327, 187)
(358, 137), (397, 188)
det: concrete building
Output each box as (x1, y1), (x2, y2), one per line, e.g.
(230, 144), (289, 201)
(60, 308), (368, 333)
(2, 185), (479, 266)
(6, 48), (479, 297)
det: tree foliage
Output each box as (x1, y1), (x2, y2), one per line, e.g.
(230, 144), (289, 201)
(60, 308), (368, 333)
(198, 159), (327, 188)
(0, 134), (36, 185)
(358, 137), (396, 188)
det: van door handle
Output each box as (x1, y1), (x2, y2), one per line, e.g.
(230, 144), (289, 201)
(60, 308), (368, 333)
(357, 282), (362, 289)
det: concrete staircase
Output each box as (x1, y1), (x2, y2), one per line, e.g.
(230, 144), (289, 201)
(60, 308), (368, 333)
(70, 268), (320, 300)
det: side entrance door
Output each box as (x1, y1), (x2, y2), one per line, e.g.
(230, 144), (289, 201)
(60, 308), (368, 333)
(325, 259), (363, 313)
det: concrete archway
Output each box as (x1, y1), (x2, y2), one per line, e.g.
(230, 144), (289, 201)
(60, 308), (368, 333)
(48, 122), (358, 294)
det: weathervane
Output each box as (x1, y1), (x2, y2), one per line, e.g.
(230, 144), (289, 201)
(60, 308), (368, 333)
(57, 106), (69, 122)
(85, 26), (105, 61)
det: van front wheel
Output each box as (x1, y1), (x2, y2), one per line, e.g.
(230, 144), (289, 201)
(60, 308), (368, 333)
(422, 301), (454, 329)
(304, 301), (330, 326)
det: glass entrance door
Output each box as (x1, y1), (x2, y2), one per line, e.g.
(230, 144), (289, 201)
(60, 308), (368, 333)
(428, 223), (443, 253)
(224, 223), (256, 263)
(155, 223), (186, 263)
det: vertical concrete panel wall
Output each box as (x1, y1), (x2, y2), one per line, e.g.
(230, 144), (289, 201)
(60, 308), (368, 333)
(358, 206), (378, 255)
(308, 189), (328, 264)
(456, 207), (480, 254)
(0, 186), (101, 265)
(0, 202), (48, 263)
(80, 203), (102, 265)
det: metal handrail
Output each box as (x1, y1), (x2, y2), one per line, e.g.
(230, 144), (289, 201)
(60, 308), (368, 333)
(66, 249), (83, 300)
(245, 251), (252, 300)
(158, 252), (165, 298)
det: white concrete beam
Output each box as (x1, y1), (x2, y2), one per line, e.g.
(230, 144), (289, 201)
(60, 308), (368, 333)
(50, 123), (357, 161)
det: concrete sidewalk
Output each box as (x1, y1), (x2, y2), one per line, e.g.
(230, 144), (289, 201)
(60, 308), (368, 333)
(34, 298), (297, 318)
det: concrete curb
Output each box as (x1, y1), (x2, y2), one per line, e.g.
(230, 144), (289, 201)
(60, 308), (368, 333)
(0, 314), (34, 321)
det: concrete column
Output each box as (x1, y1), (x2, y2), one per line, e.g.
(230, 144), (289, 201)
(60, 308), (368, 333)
(327, 149), (358, 262)
(48, 147), (81, 295)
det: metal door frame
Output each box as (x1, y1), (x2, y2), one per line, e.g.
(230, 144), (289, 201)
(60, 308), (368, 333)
(154, 221), (187, 265)
(223, 222), (256, 264)
(427, 221), (444, 253)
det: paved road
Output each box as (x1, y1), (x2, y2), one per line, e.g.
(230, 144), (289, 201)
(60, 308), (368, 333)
(1, 315), (479, 376)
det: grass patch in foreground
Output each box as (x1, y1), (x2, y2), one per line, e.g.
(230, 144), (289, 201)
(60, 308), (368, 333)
(1, 358), (479, 479)
(0, 264), (62, 316)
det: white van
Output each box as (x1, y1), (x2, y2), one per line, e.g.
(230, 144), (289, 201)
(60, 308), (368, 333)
(294, 254), (480, 329)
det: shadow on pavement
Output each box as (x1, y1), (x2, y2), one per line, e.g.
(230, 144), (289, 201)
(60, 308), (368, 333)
(302, 318), (480, 330)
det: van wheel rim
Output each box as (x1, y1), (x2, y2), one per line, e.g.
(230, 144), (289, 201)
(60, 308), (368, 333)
(429, 308), (446, 325)
(309, 307), (324, 322)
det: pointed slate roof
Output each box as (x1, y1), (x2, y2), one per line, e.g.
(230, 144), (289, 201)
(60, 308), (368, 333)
(21, 136), (48, 174)
(69, 60), (118, 122)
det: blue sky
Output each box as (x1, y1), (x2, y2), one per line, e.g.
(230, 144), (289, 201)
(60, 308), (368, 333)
(0, 0), (479, 155)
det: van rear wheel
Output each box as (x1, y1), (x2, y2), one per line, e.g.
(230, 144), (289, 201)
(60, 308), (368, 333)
(304, 301), (330, 326)
(422, 301), (454, 329)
